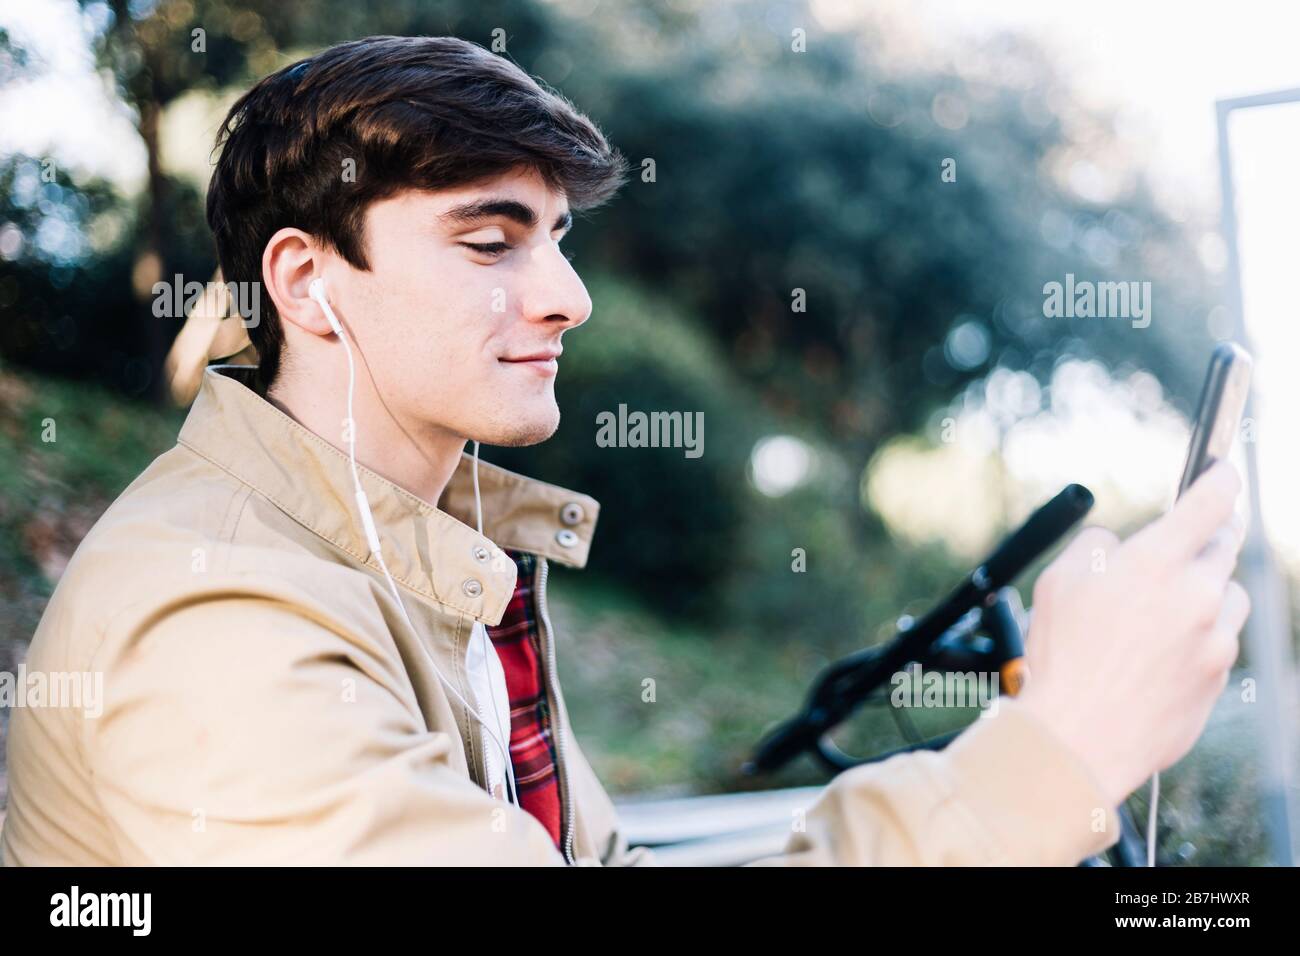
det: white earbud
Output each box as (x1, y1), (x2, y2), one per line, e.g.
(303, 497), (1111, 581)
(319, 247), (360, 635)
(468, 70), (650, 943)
(308, 277), (344, 336)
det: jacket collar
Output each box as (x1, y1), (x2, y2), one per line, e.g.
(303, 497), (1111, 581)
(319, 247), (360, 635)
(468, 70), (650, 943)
(177, 366), (600, 626)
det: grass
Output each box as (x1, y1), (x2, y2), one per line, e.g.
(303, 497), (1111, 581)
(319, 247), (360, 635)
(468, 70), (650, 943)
(0, 361), (183, 657)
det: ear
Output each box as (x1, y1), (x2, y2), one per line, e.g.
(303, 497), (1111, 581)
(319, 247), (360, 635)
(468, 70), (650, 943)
(262, 227), (335, 337)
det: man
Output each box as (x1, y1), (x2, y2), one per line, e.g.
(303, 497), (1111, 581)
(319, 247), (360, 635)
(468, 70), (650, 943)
(1, 35), (1248, 866)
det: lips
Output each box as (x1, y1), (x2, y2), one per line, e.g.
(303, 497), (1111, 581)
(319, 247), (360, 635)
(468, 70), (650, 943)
(499, 348), (561, 377)
(500, 349), (562, 363)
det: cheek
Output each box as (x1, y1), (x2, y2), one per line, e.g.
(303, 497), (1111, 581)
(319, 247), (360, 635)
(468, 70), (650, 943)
(406, 303), (502, 391)
(362, 247), (510, 376)
(440, 277), (515, 361)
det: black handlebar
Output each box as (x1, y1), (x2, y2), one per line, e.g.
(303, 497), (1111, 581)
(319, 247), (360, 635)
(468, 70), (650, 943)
(746, 483), (1094, 775)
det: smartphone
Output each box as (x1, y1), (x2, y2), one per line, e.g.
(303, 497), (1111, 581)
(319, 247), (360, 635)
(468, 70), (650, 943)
(1176, 342), (1253, 499)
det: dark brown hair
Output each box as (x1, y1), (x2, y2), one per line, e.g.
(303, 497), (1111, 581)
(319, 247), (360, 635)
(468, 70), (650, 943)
(206, 35), (628, 393)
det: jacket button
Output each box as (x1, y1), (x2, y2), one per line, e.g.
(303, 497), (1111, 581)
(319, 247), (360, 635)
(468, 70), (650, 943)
(560, 502), (584, 526)
(472, 545), (490, 563)
(462, 578), (483, 597)
(555, 529), (579, 548)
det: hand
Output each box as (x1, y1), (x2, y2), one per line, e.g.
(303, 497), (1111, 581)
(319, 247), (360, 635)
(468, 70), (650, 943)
(1016, 460), (1250, 808)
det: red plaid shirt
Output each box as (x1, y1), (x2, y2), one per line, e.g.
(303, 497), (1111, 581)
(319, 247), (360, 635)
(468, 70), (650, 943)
(484, 549), (563, 848)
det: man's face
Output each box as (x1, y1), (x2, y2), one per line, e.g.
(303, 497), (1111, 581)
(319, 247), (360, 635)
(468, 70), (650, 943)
(331, 166), (591, 448)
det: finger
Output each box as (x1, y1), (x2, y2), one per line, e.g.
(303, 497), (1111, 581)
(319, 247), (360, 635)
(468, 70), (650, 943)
(1196, 516), (1247, 584)
(1219, 579), (1251, 636)
(1228, 507), (1247, 549)
(1135, 460), (1242, 560)
(1056, 525), (1119, 575)
(1204, 581), (1250, 673)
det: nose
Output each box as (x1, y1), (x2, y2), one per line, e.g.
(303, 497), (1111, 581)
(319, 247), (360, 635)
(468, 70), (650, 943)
(521, 242), (591, 332)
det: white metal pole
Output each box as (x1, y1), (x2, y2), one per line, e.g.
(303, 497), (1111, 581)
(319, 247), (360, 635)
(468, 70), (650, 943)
(1215, 91), (1300, 866)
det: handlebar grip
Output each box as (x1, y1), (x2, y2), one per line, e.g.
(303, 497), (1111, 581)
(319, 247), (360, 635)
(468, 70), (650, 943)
(748, 719), (808, 774)
(980, 483), (1093, 587)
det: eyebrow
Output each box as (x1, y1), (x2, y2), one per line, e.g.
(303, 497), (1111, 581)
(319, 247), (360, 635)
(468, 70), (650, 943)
(438, 197), (572, 235)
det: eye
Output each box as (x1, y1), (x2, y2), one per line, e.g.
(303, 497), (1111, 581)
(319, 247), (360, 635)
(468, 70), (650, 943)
(460, 241), (512, 257)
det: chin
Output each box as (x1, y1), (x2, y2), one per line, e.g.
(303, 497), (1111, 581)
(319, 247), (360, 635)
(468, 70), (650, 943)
(482, 407), (560, 448)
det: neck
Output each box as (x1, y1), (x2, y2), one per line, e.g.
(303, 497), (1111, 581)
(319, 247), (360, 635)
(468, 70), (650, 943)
(267, 373), (466, 508)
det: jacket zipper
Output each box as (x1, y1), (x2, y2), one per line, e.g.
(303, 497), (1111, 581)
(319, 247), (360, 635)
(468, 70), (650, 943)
(535, 556), (576, 865)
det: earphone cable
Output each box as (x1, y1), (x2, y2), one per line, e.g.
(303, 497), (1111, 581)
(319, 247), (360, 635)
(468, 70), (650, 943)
(311, 281), (517, 807)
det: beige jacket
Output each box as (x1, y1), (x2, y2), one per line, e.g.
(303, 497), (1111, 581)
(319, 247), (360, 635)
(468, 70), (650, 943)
(1, 366), (1120, 865)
